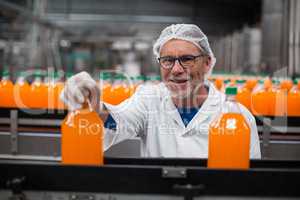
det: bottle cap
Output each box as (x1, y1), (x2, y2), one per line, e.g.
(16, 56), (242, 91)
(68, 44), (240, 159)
(236, 80), (246, 84)
(225, 87), (237, 95)
(2, 70), (10, 77)
(293, 79), (298, 85)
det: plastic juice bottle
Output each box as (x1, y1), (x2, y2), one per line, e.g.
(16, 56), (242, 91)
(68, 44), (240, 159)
(214, 77), (223, 91)
(110, 74), (128, 105)
(0, 70), (15, 108)
(230, 77), (237, 86)
(245, 78), (257, 91)
(121, 75), (130, 101)
(208, 87), (250, 169)
(45, 71), (64, 110)
(270, 80), (287, 117)
(128, 76), (136, 97)
(61, 102), (104, 165)
(57, 72), (72, 110)
(236, 80), (251, 110)
(287, 80), (300, 116)
(251, 78), (272, 116)
(13, 71), (31, 109)
(30, 70), (48, 109)
(45, 71), (56, 110)
(107, 74), (117, 105)
(99, 72), (112, 104)
(56, 81), (66, 110)
(221, 79), (231, 93)
(280, 79), (293, 91)
(51, 71), (65, 110)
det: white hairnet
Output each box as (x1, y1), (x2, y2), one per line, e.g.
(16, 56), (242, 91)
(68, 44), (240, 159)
(153, 24), (216, 77)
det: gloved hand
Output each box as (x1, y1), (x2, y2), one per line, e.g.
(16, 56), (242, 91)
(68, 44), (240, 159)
(60, 71), (100, 112)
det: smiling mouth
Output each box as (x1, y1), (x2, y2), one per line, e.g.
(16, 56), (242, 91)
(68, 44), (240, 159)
(170, 79), (189, 84)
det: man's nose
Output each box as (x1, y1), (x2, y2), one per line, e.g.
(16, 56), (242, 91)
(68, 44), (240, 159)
(171, 60), (185, 74)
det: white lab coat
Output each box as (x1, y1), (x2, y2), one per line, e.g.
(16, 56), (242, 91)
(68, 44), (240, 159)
(104, 81), (261, 159)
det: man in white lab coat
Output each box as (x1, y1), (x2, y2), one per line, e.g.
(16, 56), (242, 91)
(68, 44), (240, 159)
(62, 24), (261, 159)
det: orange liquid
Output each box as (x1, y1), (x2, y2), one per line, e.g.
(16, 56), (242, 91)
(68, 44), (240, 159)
(251, 89), (271, 116)
(280, 80), (293, 91)
(214, 78), (223, 90)
(0, 79), (15, 108)
(110, 84), (128, 105)
(236, 87), (251, 110)
(245, 79), (257, 91)
(30, 81), (48, 109)
(56, 82), (66, 110)
(208, 113), (250, 169)
(47, 82), (56, 109)
(61, 108), (104, 165)
(287, 87), (300, 116)
(47, 81), (66, 110)
(251, 79), (272, 116)
(13, 80), (31, 108)
(101, 83), (112, 104)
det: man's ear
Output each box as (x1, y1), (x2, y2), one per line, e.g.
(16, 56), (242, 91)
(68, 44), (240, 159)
(203, 56), (211, 73)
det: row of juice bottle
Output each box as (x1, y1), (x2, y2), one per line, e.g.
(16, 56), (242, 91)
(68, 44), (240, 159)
(0, 70), (161, 109)
(99, 73), (160, 105)
(1, 69), (299, 117)
(0, 70), (65, 109)
(212, 77), (300, 117)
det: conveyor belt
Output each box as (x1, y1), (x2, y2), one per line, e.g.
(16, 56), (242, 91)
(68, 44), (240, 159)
(0, 158), (300, 199)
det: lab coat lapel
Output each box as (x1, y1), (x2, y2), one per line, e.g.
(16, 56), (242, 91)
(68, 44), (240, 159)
(184, 82), (225, 135)
(160, 84), (186, 128)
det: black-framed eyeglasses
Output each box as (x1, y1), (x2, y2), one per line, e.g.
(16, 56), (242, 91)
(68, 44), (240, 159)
(158, 54), (206, 69)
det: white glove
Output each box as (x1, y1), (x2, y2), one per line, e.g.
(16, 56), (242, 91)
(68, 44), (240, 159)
(60, 71), (100, 112)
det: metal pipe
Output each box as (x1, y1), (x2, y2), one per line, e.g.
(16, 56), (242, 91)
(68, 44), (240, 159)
(0, 0), (73, 35)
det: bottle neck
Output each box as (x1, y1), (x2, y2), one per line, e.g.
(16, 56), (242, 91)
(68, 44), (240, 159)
(2, 76), (10, 81)
(17, 76), (25, 83)
(226, 94), (236, 102)
(34, 76), (42, 83)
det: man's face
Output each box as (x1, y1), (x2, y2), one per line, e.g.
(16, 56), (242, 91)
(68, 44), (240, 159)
(159, 39), (210, 98)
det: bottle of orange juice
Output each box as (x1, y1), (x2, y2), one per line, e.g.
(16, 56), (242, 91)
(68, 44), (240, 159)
(13, 71), (31, 109)
(208, 86), (250, 169)
(120, 74), (130, 101)
(54, 71), (66, 110)
(30, 70), (48, 109)
(99, 72), (112, 104)
(270, 79), (290, 117)
(220, 79), (231, 93)
(245, 78), (257, 91)
(45, 71), (56, 110)
(214, 77), (224, 91)
(46, 71), (64, 110)
(110, 74), (128, 105)
(287, 80), (300, 116)
(61, 101), (104, 165)
(251, 78), (272, 116)
(236, 80), (251, 110)
(0, 70), (15, 108)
